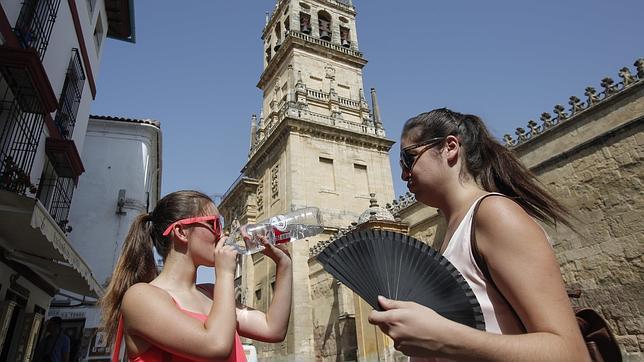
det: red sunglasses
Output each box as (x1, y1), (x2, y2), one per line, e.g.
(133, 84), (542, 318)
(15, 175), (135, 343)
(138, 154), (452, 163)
(162, 215), (223, 239)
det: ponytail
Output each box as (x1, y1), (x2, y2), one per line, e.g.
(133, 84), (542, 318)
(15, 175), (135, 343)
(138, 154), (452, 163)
(100, 213), (157, 343)
(460, 115), (573, 229)
(403, 108), (574, 229)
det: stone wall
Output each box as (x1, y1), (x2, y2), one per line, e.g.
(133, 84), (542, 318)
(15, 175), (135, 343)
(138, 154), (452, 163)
(540, 118), (643, 356)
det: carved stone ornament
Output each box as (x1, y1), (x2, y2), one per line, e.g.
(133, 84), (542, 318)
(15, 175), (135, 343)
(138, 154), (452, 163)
(271, 163), (279, 199)
(540, 112), (554, 129)
(635, 58), (644, 79)
(527, 120), (540, 136)
(257, 178), (264, 213)
(553, 104), (568, 121)
(325, 65), (336, 80)
(600, 77), (617, 96)
(619, 67), (636, 87)
(569, 96), (584, 115)
(503, 134), (516, 147)
(515, 127), (528, 142)
(584, 87), (599, 106)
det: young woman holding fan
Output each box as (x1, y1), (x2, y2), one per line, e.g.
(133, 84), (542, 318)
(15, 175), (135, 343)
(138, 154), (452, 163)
(368, 108), (590, 361)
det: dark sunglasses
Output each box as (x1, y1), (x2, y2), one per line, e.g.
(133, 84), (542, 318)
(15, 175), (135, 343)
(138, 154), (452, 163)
(399, 137), (445, 172)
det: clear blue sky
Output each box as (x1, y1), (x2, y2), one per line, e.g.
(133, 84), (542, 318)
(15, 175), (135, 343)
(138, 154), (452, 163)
(92, 0), (643, 202)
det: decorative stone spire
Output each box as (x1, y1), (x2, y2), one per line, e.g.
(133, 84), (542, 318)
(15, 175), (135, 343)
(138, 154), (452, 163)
(257, 111), (265, 141)
(265, 11), (270, 26)
(249, 114), (257, 152)
(370, 88), (383, 129)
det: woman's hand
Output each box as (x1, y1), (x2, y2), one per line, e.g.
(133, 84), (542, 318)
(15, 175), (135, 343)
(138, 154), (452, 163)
(368, 296), (459, 358)
(214, 235), (238, 277)
(259, 236), (291, 265)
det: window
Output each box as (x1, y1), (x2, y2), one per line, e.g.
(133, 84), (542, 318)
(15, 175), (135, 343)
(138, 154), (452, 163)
(93, 13), (104, 53)
(319, 157), (335, 191)
(318, 11), (332, 41)
(299, 12), (311, 34)
(354, 164), (369, 195)
(340, 26), (351, 48)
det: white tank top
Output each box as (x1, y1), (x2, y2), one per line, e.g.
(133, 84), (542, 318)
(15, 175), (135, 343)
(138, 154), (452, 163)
(411, 193), (525, 362)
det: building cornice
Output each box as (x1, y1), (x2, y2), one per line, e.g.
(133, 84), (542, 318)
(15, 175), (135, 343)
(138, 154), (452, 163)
(244, 116), (394, 174)
(90, 114), (161, 129)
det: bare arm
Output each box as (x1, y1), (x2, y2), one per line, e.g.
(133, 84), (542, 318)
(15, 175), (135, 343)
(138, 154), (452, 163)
(122, 240), (238, 360)
(237, 240), (293, 342)
(370, 197), (590, 361)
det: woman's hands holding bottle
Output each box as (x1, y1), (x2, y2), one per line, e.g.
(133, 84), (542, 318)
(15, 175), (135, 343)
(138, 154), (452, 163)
(214, 235), (238, 277)
(259, 235), (292, 266)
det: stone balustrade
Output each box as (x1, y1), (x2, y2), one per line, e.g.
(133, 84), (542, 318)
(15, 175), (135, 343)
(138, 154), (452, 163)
(287, 30), (363, 58)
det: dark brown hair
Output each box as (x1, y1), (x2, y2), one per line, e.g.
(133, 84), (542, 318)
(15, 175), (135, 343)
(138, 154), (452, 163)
(99, 190), (213, 343)
(402, 108), (573, 229)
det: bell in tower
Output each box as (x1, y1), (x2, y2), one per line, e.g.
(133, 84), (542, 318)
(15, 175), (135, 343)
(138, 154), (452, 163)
(318, 11), (331, 41)
(300, 13), (311, 34)
(340, 26), (351, 48)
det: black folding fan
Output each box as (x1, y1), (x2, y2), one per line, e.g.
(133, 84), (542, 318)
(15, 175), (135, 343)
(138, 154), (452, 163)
(316, 229), (485, 330)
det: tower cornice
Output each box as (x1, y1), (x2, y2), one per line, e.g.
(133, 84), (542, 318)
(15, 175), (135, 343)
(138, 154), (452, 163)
(243, 116), (394, 175)
(257, 30), (366, 90)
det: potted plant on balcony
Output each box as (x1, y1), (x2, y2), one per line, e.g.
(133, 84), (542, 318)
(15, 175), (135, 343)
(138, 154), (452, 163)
(0, 156), (37, 195)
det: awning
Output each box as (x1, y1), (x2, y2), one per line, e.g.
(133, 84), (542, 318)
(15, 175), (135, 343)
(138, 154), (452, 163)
(0, 190), (103, 298)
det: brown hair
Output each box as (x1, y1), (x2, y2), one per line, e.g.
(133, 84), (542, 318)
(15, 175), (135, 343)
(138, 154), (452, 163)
(402, 108), (573, 229)
(99, 190), (213, 343)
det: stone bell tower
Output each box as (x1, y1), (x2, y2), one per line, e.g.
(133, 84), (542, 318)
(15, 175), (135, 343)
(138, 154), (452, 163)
(219, 0), (395, 359)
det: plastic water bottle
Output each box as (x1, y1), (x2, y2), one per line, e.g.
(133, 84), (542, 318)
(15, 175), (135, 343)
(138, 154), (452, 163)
(226, 207), (324, 255)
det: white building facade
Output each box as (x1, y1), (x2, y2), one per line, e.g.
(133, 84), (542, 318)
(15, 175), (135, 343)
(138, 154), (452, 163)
(0, 0), (134, 360)
(49, 115), (161, 361)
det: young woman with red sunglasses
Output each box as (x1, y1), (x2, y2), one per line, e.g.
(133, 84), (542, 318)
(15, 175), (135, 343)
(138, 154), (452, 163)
(368, 109), (589, 361)
(100, 190), (292, 361)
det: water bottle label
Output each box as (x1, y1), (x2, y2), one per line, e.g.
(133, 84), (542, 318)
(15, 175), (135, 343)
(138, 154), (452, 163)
(270, 215), (291, 244)
(272, 227), (291, 244)
(270, 215), (288, 231)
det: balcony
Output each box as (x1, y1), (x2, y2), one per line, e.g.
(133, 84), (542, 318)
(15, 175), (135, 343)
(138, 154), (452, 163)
(13, 0), (62, 60)
(0, 74), (45, 196)
(54, 49), (86, 139)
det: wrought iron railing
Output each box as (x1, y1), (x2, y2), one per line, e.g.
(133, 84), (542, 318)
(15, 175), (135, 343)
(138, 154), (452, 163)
(13, 0), (62, 60)
(37, 159), (74, 230)
(0, 73), (44, 195)
(54, 49), (85, 139)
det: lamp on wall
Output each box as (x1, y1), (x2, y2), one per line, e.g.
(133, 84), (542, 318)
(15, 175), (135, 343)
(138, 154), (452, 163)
(116, 189), (126, 215)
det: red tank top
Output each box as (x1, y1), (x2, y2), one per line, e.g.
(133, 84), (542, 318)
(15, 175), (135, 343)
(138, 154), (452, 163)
(115, 304), (247, 362)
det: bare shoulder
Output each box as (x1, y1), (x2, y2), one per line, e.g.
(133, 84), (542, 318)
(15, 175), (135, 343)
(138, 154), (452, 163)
(474, 195), (548, 250)
(122, 283), (171, 313)
(477, 196), (541, 230)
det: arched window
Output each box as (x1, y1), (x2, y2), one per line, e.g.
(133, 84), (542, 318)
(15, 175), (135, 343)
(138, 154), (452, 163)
(317, 10), (331, 41)
(340, 26), (351, 48)
(299, 12), (311, 34)
(274, 23), (282, 52)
